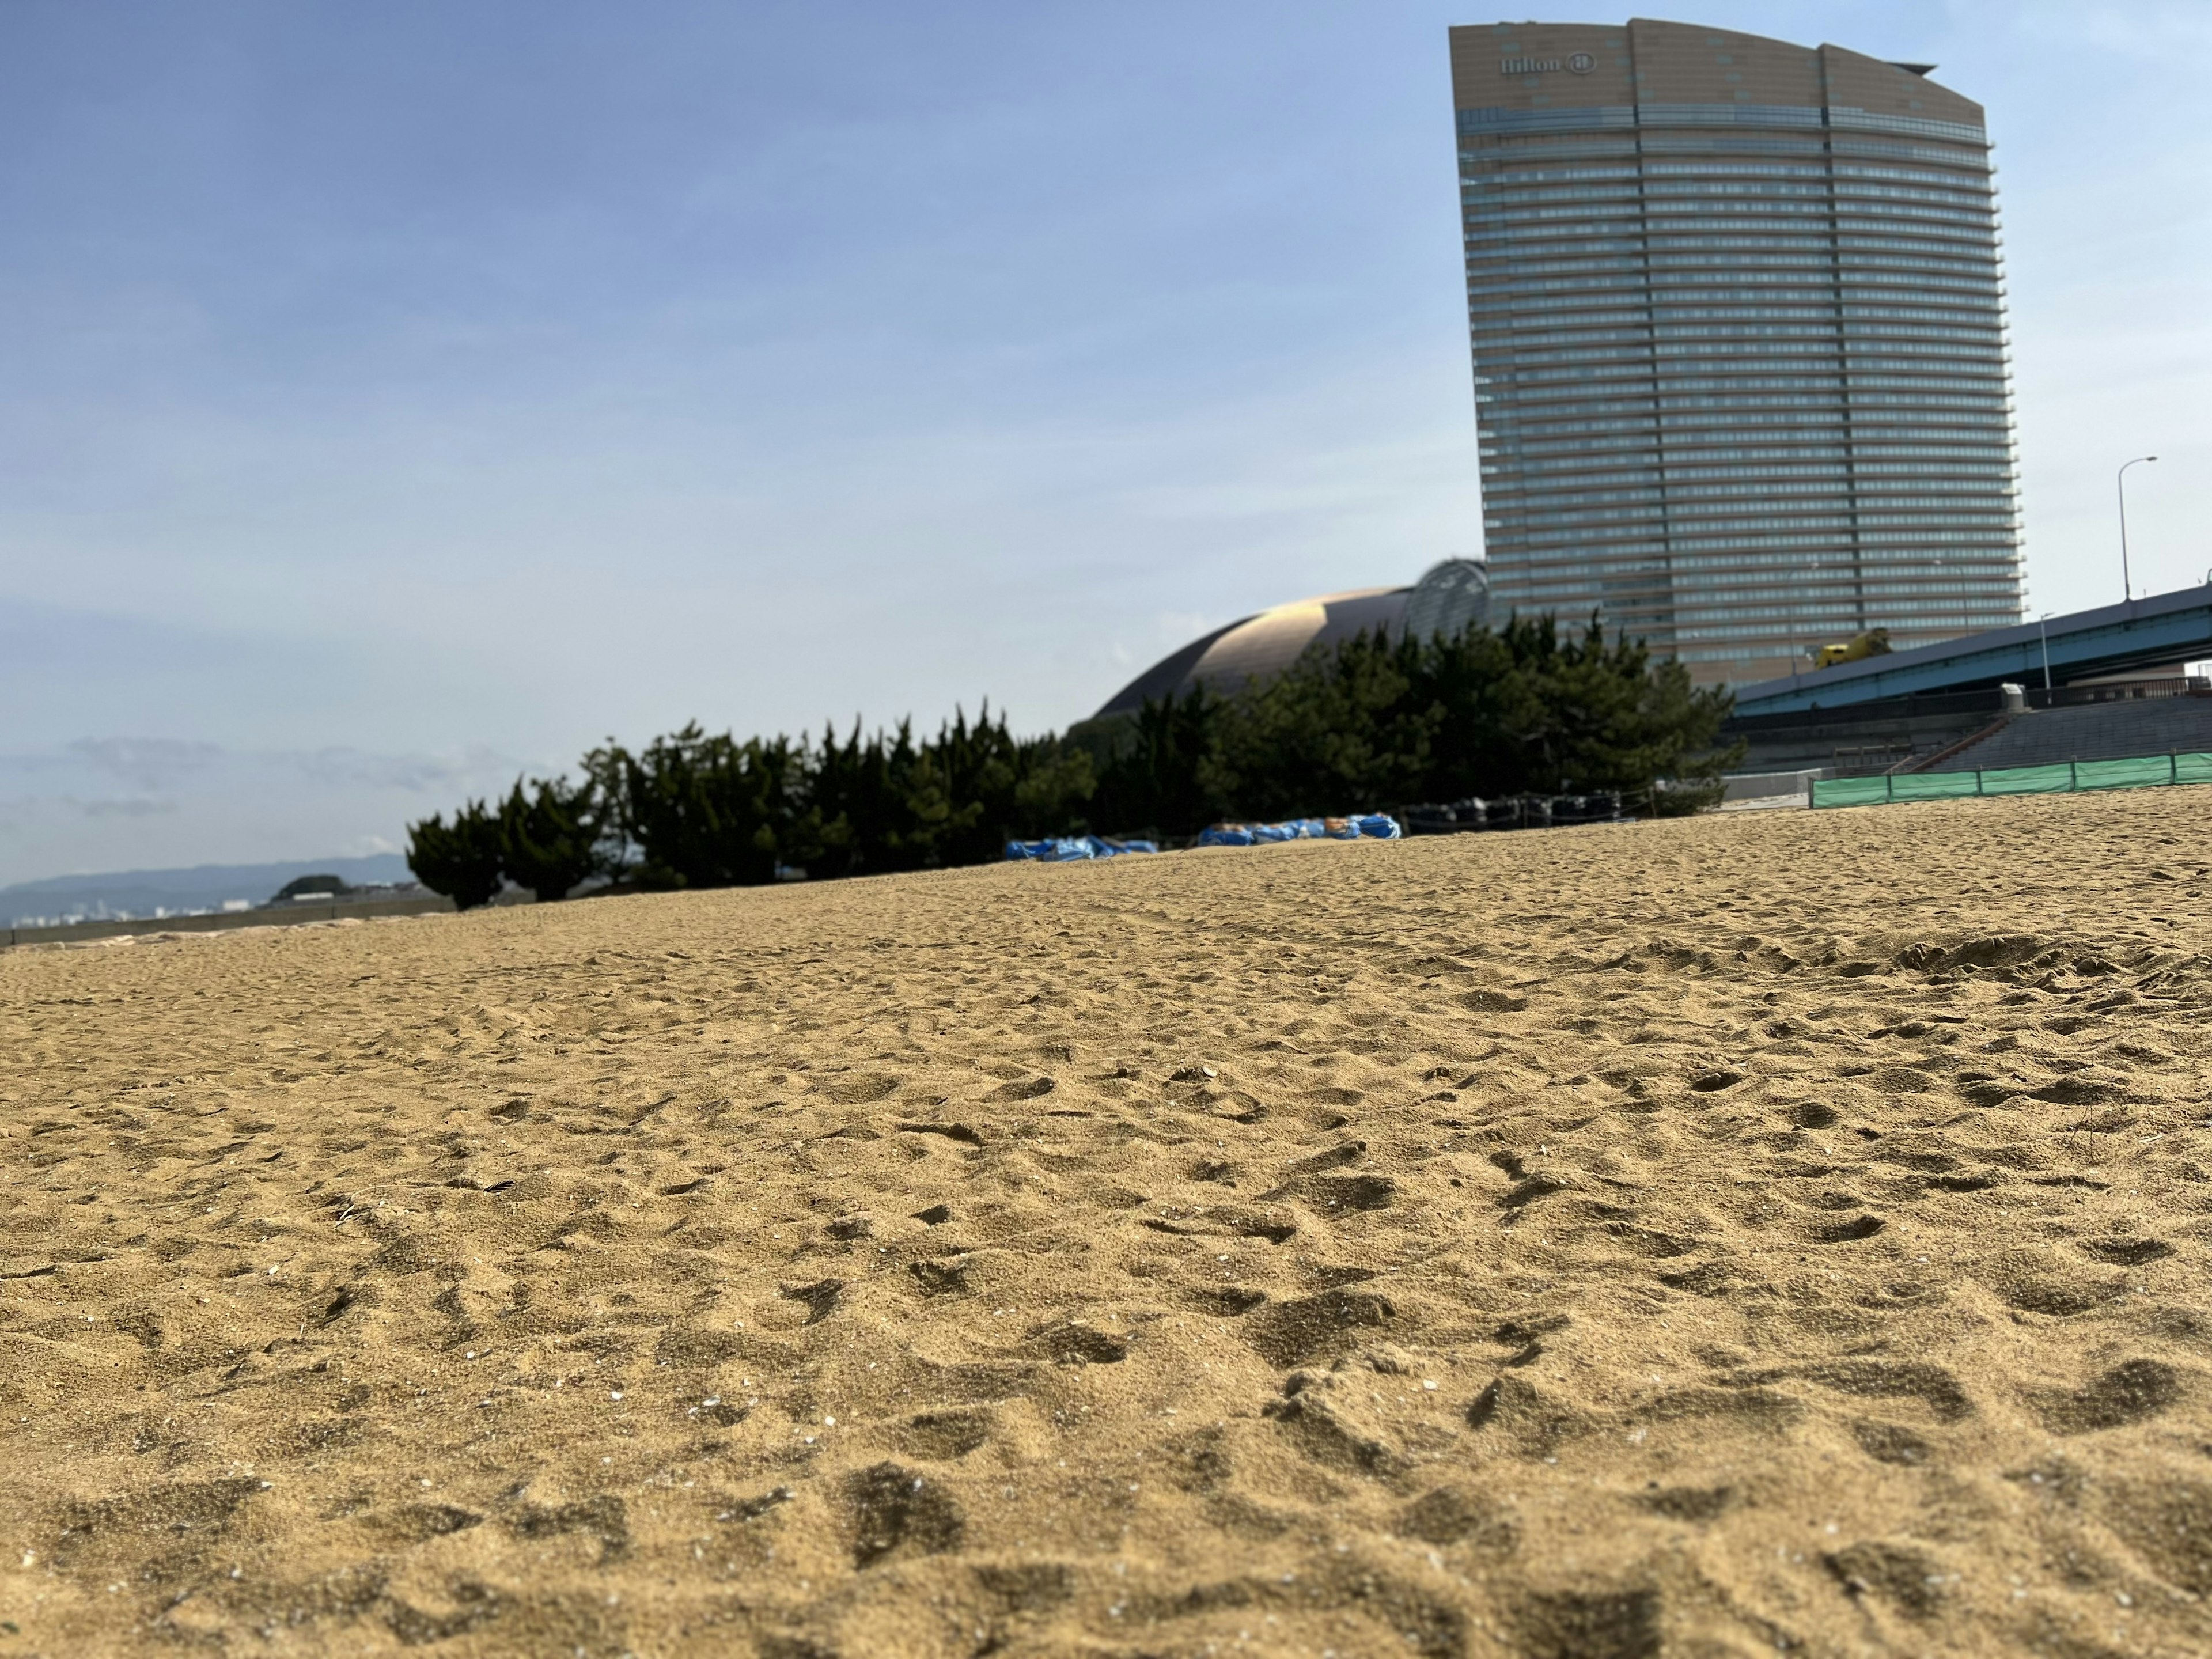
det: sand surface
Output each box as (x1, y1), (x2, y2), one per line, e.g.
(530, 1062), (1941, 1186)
(4, 791), (2211, 1657)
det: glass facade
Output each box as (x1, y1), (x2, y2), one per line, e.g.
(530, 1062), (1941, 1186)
(1450, 21), (2024, 683)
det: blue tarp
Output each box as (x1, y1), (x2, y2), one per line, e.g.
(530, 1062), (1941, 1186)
(1004, 835), (1160, 862)
(1196, 814), (1401, 847)
(1008, 816), (1402, 861)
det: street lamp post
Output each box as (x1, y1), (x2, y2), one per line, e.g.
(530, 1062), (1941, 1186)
(2119, 456), (2158, 602)
(2039, 612), (2052, 694)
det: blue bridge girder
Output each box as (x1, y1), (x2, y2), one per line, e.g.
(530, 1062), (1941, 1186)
(1731, 585), (2212, 718)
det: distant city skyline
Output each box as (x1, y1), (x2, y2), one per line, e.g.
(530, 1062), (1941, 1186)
(0, 851), (413, 931)
(1, 2), (2206, 883)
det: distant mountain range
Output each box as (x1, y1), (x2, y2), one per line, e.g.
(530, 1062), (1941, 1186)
(1, 854), (415, 926)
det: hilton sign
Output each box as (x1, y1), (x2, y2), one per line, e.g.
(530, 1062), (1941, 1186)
(1500, 52), (1596, 75)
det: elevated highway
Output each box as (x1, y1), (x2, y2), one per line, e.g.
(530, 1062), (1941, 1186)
(1732, 585), (2212, 718)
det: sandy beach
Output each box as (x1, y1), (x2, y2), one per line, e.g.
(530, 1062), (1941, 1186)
(3, 789), (2209, 1657)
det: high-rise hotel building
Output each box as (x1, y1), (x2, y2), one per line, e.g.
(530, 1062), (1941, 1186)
(1450, 20), (2024, 683)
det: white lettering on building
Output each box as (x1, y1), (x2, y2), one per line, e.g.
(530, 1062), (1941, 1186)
(1501, 51), (1597, 75)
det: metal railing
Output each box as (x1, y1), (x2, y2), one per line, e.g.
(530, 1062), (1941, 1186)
(1830, 742), (1919, 776)
(1729, 676), (2211, 737)
(2030, 676), (2210, 709)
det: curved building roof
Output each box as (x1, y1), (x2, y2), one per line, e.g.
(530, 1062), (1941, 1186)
(1095, 560), (1488, 718)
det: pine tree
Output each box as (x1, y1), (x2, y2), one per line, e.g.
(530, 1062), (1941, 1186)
(406, 800), (506, 910)
(497, 776), (604, 902)
(1082, 686), (1223, 838)
(621, 724), (801, 889)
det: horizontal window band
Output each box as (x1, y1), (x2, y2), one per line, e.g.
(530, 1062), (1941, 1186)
(1456, 105), (1988, 146)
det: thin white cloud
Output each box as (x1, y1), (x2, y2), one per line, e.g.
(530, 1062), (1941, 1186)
(66, 737), (222, 790)
(69, 796), (177, 819)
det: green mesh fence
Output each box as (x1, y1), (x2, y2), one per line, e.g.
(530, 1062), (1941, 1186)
(1812, 751), (2208, 809)
(1980, 764), (2075, 797)
(1891, 772), (1983, 802)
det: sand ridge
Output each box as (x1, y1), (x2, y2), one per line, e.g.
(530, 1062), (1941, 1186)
(3, 789), (2211, 1656)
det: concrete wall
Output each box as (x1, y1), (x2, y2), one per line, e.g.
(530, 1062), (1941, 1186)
(1732, 706), (2002, 775)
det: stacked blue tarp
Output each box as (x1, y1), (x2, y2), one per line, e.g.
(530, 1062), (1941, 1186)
(1196, 814), (1400, 847)
(1004, 835), (1160, 862)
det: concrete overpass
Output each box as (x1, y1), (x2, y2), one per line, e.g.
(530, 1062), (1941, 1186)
(1732, 584), (2212, 718)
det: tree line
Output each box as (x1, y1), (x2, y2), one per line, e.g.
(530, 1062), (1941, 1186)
(407, 613), (1735, 907)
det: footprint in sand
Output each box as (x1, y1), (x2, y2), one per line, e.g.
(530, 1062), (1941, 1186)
(2102, 1476), (2212, 1594)
(1747, 1359), (1973, 1423)
(1850, 1419), (1936, 1466)
(1824, 1539), (1947, 1620)
(896, 1410), (993, 1460)
(1393, 1486), (1518, 1554)
(1635, 1484), (1734, 1523)
(843, 1463), (963, 1568)
(1807, 1214), (1885, 1243)
(2077, 1237), (2173, 1266)
(2029, 1359), (2183, 1434)
(1510, 1589), (1661, 1659)
(1243, 1290), (1399, 1368)
(907, 1260), (969, 1296)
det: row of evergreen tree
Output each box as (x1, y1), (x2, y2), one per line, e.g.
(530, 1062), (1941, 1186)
(406, 614), (1736, 907)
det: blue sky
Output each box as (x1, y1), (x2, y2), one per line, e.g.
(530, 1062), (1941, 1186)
(3, 1), (2206, 883)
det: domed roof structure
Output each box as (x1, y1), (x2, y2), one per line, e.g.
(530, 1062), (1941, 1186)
(1094, 560), (1488, 718)
(1402, 557), (1491, 646)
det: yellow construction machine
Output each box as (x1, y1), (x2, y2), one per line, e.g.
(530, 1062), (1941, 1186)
(1814, 628), (1893, 670)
